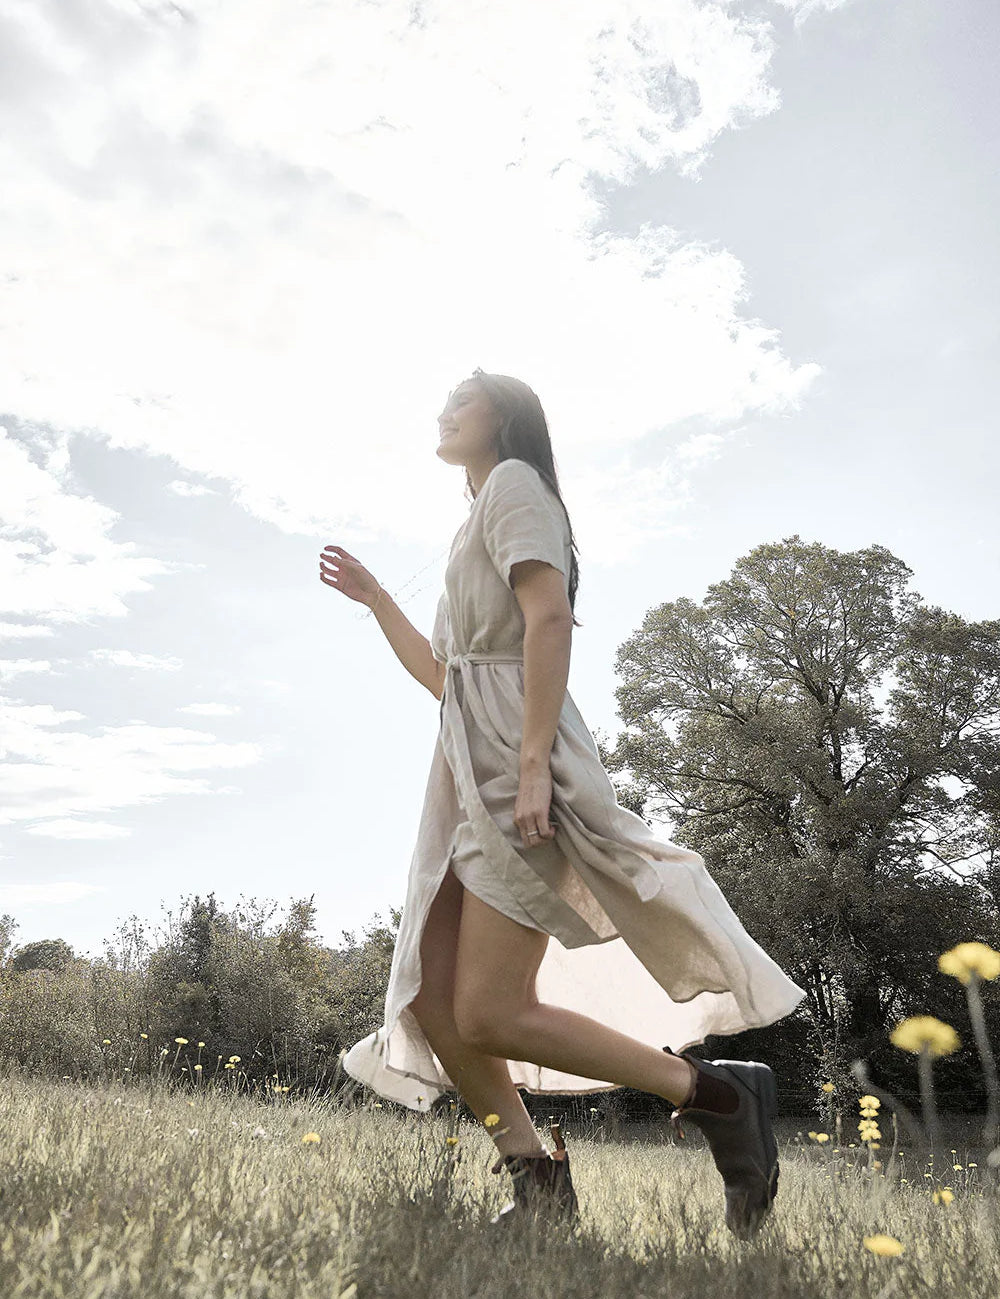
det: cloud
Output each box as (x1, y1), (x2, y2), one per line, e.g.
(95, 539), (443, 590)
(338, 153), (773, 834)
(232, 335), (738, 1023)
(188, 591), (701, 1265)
(0, 698), (265, 828)
(0, 659), (51, 680)
(88, 648), (184, 671)
(0, 881), (107, 907)
(0, 623), (55, 640)
(167, 480), (218, 497)
(23, 819), (132, 840)
(771, 0), (859, 29)
(0, 422), (183, 625)
(0, 0), (824, 561)
(178, 702), (241, 717)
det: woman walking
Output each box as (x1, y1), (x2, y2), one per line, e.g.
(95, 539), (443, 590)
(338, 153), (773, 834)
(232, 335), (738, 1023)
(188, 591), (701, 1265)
(320, 369), (806, 1237)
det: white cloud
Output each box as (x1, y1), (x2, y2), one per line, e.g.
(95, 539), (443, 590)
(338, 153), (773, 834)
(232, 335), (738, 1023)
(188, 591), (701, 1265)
(770, 0), (859, 28)
(178, 702), (240, 717)
(0, 659), (51, 680)
(0, 881), (107, 907)
(0, 698), (266, 827)
(167, 480), (218, 497)
(0, 423), (184, 624)
(88, 648), (183, 671)
(23, 818), (132, 840)
(0, 0), (823, 562)
(0, 623), (55, 640)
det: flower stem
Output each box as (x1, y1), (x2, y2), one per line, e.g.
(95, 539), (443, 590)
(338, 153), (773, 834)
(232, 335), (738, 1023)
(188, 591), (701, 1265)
(917, 1045), (941, 1155)
(965, 974), (1000, 1148)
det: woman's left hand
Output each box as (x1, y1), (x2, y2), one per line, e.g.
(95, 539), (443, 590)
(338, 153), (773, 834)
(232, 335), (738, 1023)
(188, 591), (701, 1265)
(514, 763), (558, 849)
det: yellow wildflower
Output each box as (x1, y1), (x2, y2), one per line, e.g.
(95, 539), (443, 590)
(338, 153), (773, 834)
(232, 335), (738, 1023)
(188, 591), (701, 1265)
(445, 1136), (459, 1146)
(813, 1132), (830, 1143)
(301, 1132), (321, 1144)
(484, 1113), (501, 1128)
(140, 1033), (148, 1039)
(953, 1164), (963, 1171)
(933, 1187), (954, 1204)
(859, 1095), (881, 1109)
(938, 942), (1000, 985)
(175, 1037), (188, 1045)
(198, 1042), (205, 1048)
(102, 1039), (111, 1045)
(821, 1082), (835, 1093)
(890, 1016), (960, 1057)
(863, 1235), (904, 1257)
(229, 1055), (241, 1063)
(194, 1064), (202, 1071)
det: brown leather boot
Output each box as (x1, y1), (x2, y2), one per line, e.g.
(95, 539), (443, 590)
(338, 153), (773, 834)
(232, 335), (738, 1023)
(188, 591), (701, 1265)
(489, 1121), (579, 1226)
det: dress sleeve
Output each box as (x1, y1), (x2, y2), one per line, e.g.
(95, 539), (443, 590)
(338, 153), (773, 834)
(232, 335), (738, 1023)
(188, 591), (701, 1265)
(481, 459), (569, 590)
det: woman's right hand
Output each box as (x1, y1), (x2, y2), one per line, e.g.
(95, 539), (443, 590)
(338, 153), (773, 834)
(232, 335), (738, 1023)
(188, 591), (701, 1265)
(319, 545), (381, 609)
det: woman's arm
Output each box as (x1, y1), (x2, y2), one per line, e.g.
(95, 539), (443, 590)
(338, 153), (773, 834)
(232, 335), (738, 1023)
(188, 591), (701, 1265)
(320, 545), (443, 699)
(370, 587), (445, 699)
(510, 559), (574, 847)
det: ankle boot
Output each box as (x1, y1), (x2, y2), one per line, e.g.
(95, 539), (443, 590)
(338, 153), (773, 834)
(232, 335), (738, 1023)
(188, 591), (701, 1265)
(663, 1046), (780, 1239)
(489, 1121), (579, 1226)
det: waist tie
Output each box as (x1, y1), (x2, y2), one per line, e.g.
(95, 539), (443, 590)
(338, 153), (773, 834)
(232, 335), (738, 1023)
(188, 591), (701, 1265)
(437, 650), (549, 912)
(437, 648), (663, 941)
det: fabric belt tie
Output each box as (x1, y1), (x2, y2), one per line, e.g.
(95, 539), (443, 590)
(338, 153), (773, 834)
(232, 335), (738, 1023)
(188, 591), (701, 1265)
(436, 650), (662, 943)
(437, 651), (580, 932)
(438, 653), (528, 907)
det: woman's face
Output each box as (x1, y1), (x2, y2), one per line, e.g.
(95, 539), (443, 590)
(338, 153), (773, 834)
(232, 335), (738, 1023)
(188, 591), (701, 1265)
(436, 380), (502, 468)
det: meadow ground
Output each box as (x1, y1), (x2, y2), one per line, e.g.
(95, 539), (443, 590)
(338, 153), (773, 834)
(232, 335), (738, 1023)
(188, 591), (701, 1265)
(2, 1068), (999, 1299)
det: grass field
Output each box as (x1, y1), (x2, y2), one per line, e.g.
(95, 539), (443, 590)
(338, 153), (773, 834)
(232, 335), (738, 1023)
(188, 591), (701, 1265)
(2, 1068), (998, 1299)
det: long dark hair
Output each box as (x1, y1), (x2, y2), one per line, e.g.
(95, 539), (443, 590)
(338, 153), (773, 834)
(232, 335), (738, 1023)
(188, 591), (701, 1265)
(460, 367), (582, 627)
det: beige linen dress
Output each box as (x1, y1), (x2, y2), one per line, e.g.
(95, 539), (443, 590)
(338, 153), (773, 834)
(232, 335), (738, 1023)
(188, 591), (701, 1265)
(342, 458), (806, 1110)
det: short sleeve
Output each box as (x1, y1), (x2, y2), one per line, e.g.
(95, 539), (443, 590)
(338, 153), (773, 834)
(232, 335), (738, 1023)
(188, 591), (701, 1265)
(481, 459), (569, 590)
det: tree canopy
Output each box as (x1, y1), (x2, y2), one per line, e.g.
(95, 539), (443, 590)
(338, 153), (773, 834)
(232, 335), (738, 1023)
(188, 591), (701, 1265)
(607, 536), (1000, 1079)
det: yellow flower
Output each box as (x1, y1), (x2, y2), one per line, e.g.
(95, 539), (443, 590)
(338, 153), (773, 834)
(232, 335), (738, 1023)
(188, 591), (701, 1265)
(445, 1136), (459, 1146)
(198, 1042), (205, 1048)
(140, 1033), (148, 1039)
(952, 1164), (963, 1171)
(484, 1113), (501, 1128)
(860, 1106), (879, 1118)
(194, 1063), (203, 1071)
(933, 1187), (954, 1204)
(821, 1082), (835, 1093)
(890, 1016), (960, 1057)
(175, 1037), (188, 1045)
(863, 1235), (904, 1257)
(859, 1095), (881, 1109)
(301, 1132), (321, 1144)
(813, 1132), (830, 1143)
(102, 1039), (111, 1045)
(938, 942), (1000, 985)
(872, 1161), (883, 1171)
(228, 1055), (241, 1063)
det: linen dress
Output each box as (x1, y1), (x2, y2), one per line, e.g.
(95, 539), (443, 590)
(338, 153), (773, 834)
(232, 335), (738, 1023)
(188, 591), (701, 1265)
(342, 457), (806, 1111)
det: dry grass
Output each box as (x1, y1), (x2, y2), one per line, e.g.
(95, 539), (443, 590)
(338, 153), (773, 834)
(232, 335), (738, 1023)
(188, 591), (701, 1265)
(2, 1068), (999, 1299)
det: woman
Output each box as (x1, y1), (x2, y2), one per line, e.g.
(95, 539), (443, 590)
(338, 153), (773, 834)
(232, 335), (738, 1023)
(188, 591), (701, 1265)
(319, 369), (806, 1237)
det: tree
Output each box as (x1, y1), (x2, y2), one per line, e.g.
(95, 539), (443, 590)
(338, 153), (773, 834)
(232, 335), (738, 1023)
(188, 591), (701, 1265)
(608, 536), (1000, 1084)
(10, 938), (75, 974)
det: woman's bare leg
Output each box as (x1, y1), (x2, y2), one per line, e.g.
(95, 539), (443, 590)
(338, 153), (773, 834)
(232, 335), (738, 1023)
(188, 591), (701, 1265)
(452, 889), (697, 1105)
(406, 863), (549, 1158)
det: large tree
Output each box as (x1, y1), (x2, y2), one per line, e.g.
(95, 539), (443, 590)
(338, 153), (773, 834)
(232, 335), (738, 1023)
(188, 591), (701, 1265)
(607, 537), (1000, 1076)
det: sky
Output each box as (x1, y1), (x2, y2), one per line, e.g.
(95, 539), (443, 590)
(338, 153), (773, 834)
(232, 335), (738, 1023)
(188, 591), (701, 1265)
(1, 0), (997, 961)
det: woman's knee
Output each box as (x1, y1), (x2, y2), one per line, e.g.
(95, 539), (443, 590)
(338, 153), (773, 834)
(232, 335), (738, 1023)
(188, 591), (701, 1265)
(453, 987), (521, 1053)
